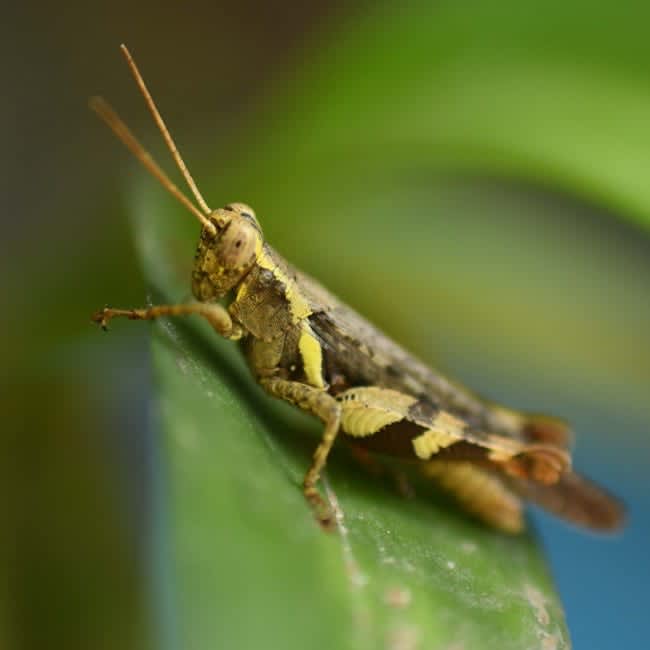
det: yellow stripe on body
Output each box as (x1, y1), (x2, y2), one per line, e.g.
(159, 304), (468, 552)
(339, 388), (417, 437)
(255, 247), (324, 387)
(411, 411), (465, 459)
(298, 327), (325, 388)
(412, 429), (458, 459)
(341, 403), (405, 438)
(256, 248), (312, 321)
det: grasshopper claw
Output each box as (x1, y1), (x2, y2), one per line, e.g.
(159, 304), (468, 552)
(91, 307), (110, 330)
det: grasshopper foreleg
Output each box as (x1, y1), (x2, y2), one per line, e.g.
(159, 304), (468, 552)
(92, 303), (244, 340)
(259, 377), (342, 528)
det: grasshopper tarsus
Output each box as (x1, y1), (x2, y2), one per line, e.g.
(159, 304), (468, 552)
(318, 513), (336, 532)
(91, 307), (109, 330)
(91, 306), (125, 330)
(303, 487), (336, 531)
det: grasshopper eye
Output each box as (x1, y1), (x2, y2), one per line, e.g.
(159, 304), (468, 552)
(218, 219), (259, 270)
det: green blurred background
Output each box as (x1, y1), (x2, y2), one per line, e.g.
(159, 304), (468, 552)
(3, 2), (649, 649)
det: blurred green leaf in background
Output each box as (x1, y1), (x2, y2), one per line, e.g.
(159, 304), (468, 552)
(2, 1), (649, 649)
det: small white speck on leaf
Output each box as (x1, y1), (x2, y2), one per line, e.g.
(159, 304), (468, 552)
(460, 541), (477, 554)
(524, 583), (550, 626)
(386, 623), (419, 650)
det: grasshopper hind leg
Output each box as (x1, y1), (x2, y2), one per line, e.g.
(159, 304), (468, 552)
(422, 461), (525, 533)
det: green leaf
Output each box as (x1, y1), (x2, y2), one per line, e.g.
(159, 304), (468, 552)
(245, 1), (650, 233)
(123, 2), (650, 647)
(147, 301), (568, 650)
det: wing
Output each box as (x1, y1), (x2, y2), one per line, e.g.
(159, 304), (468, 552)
(505, 470), (626, 532)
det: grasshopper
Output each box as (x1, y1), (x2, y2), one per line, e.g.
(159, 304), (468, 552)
(92, 45), (624, 533)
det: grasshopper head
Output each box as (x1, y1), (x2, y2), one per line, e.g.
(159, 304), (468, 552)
(192, 203), (263, 300)
(89, 48), (262, 302)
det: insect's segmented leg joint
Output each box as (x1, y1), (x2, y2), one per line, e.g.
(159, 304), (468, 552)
(90, 302), (237, 339)
(260, 377), (342, 529)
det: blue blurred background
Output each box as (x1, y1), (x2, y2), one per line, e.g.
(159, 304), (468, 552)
(2, 2), (648, 649)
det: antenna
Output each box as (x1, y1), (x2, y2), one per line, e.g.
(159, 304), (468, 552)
(90, 95), (216, 235)
(119, 44), (212, 216)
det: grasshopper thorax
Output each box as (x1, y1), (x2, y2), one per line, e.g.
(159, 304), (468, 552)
(192, 203), (263, 301)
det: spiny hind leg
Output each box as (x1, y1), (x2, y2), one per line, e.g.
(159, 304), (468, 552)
(422, 461), (524, 534)
(334, 386), (525, 531)
(92, 302), (243, 339)
(259, 377), (342, 529)
(336, 386), (570, 485)
(335, 386), (462, 457)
